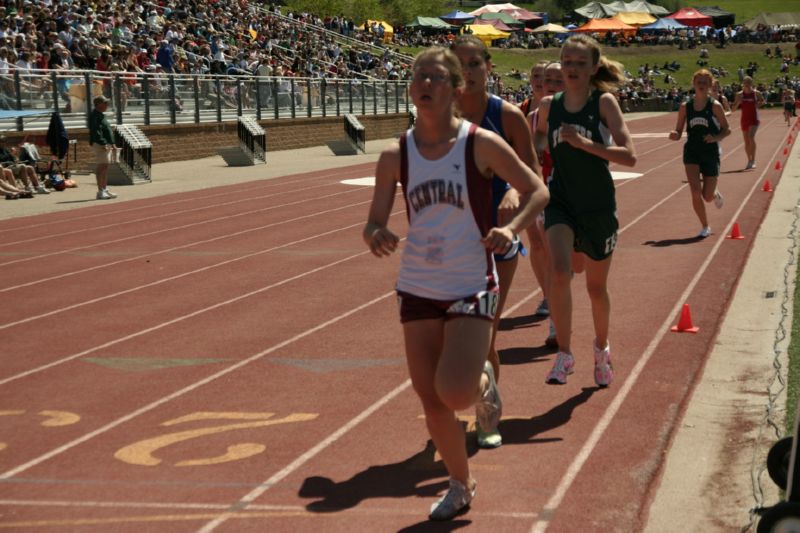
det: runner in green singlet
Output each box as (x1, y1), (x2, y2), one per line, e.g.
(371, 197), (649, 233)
(535, 35), (637, 388)
(669, 69), (730, 238)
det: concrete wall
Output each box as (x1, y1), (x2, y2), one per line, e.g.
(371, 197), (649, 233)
(6, 113), (410, 173)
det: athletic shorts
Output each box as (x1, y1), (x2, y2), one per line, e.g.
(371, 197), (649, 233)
(544, 204), (619, 261)
(741, 120), (759, 132)
(397, 288), (499, 323)
(683, 145), (720, 178)
(785, 102), (795, 112)
(91, 143), (116, 164)
(494, 234), (526, 262)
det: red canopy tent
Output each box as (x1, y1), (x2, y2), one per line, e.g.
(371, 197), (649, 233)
(666, 8), (713, 27)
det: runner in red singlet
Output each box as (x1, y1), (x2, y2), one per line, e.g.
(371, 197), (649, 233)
(732, 76), (765, 169)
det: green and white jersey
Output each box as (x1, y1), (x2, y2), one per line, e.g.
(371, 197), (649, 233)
(685, 96), (720, 154)
(547, 90), (615, 214)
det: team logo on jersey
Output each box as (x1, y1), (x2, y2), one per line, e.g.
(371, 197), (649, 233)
(689, 117), (709, 128)
(551, 123), (593, 149)
(407, 179), (465, 214)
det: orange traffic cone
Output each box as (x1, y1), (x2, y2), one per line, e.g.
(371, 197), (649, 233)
(727, 222), (745, 240)
(763, 180), (773, 192)
(671, 304), (699, 333)
(776, 160), (782, 170)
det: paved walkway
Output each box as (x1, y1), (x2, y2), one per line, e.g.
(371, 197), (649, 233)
(2, 112), (796, 531)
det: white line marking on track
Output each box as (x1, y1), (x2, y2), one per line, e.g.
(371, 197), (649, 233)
(341, 177), (376, 186)
(0, 187), (360, 266)
(196, 379), (413, 532)
(0, 202), (373, 329)
(0, 290), (397, 481)
(529, 115), (782, 532)
(0, 167), (362, 236)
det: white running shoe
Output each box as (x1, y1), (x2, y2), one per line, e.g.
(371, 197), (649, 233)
(429, 478), (475, 521)
(697, 226), (711, 239)
(713, 190), (724, 209)
(103, 188), (117, 199)
(745, 160), (754, 170)
(475, 361), (502, 447)
(96, 189), (111, 200)
(535, 298), (549, 317)
(36, 186), (50, 194)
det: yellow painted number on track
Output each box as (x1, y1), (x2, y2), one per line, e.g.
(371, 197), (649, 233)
(0, 410), (80, 452)
(114, 412), (318, 467)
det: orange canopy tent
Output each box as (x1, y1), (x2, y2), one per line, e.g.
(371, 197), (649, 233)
(573, 17), (637, 36)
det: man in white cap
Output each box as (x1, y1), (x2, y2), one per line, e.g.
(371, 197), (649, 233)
(88, 94), (117, 199)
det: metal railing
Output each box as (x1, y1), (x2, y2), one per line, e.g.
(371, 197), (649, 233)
(0, 69), (412, 132)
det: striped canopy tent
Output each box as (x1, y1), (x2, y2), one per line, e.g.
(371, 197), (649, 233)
(500, 8), (543, 22)
(463, 23), (511, 45)
(573, 17), (637, 36)
(531, 22), (571, 33)
(477, 12), (525, 28)
(469, 3), (523, 16)
(613, 11), (656, 25)
(473, 18), (516, 32)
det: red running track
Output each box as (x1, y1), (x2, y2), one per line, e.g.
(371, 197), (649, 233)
(0, 110), (794, 532)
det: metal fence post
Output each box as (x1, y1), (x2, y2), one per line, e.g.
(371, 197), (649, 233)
(193, 75), (200, 123)
(384, 81), (388, 114)
(335, 80), (340, 116)
(50, 72), (59, 113)
(306, 79), (312, 118)
(236, 79), (243, 117)
(83, 71), (92, 129)
(273, 78), (279, 119)
(215, 77), (222, 123)
(114, 74), (123, 124)
(142, 73), (151, 125)
(168, 75), (177, 124)
(290, 78), (296, 119)
(373, 81), (377, 115)
(348, 80), (353, 114)
(254, 77), (262, 121)
(321, 79), (326, 118)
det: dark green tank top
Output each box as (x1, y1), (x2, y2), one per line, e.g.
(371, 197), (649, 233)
(547, 90), (615, 214)
(685, 97), (720, 152)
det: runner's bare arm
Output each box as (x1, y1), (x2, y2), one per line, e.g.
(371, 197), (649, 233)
(669, 102), (687, 141)
(364, 142), (401, 257)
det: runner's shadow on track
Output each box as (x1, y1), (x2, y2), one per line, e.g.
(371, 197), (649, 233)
(499, 313), (546, 331)
(499, 345), (556, 366)
(299, 438), (462, 513)
(397, 519), (472, 531)
(498, 387), (599, 446)
(643, 236), (705, 247)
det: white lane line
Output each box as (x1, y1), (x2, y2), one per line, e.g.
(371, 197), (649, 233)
(529, 115), (782, 533)
(0, 499), (305, 511)
(0, 186), (359, 266)
(0, 201), (374, 329)
(196, 379), (413, 532)
(0, 178), (343, 250)
(197, 134), (736, 532)
(0, 290), (397, 481)
(0, 167), (359, 236)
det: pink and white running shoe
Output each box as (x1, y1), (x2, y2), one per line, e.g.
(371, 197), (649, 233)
(594, 341), (614, 387)
(546, 351), (574, 384)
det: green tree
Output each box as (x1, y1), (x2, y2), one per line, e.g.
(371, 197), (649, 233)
(381, 0), (448, 26)
(347, 0), (384, 25)
(284, 0), (348, 18)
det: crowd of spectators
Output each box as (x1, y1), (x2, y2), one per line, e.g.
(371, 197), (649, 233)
(0, 0), (799, 115)
(0, 0), (415, 110)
